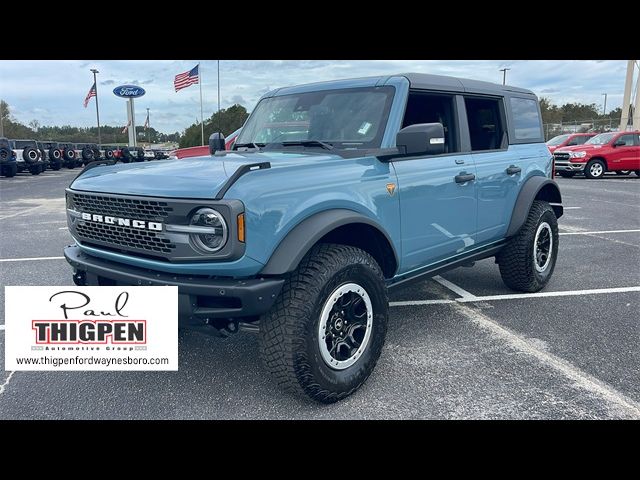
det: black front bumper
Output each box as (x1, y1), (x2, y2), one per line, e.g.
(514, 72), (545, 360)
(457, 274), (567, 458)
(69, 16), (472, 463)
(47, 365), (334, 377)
(64, 245), (284, 326)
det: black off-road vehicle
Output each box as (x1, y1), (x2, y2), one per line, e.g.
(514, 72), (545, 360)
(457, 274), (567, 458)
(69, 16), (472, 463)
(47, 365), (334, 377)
(37, 141), (63, 171)
(0, 137), (18, 177)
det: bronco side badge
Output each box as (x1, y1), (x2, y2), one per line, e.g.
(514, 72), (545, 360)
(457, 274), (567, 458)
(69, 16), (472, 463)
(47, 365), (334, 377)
(386, 183), (396, 196)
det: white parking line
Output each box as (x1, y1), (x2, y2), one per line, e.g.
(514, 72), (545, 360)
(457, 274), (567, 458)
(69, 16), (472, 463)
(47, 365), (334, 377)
(453, 302), (640, 418)
(433, 275), (476, 300)
(563, 207), (582, 210)
(0, 256), (65, 263)
(0, 204), (43, 221)
(58, 227), (68, 230)
(458, 285), (640, 302)
(390, 285), (640, 307)
(560, 229), (640, 236)
(0, 372), (16, 396)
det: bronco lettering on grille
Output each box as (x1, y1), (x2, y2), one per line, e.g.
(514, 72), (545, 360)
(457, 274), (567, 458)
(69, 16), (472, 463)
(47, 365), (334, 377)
(80, 212), (163, 231)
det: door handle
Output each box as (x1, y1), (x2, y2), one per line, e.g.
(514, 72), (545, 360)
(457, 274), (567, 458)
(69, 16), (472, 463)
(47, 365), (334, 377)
(506, 165), (521, 175)
(455, 172), (476, 184)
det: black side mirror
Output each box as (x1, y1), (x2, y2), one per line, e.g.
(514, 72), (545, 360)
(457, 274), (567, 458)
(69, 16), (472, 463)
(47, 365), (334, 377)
(613, 140), (625, 147)
(209, 132), (226, 154)
(396, 123), (445, 156)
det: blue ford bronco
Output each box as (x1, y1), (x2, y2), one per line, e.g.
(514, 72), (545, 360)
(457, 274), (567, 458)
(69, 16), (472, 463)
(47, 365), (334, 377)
(64, 73), (562, 402)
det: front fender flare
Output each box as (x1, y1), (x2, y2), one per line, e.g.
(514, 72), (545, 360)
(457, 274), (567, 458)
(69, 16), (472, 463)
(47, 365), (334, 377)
(260, 209), (398, 276)
(506, 176), (563, 237)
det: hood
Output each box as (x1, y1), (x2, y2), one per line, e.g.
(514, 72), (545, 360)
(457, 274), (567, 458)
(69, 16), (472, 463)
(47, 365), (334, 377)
(555, 144), (603, 153)
(70, 150), (342, 199)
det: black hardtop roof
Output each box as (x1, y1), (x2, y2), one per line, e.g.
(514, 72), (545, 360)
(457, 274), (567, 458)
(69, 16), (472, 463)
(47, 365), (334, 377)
(400, 72), (535, 96)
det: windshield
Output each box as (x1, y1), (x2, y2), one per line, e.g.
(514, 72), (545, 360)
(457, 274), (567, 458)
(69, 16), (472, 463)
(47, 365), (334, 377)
(546, 134), (570, 146)
(586, 132), (616, 145)
(236, 86), (395, 149)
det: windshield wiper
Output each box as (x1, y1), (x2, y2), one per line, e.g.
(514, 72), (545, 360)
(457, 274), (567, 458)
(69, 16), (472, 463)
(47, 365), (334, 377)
(280, 140), (334, 150)
(234, 142), (265, 150)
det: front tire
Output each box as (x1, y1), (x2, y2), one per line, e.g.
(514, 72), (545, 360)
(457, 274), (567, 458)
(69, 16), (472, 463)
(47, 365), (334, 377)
(259, 244), (388, 403)
(1, 163), (17, 177)
(498, 200), (559, 292)
(585, 159), (606, 179)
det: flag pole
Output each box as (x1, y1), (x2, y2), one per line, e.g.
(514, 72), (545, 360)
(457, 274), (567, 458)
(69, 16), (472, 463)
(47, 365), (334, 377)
(199, 62), (204, 146)
(90, 69), (101, 148)
(217, 60), (221, 135)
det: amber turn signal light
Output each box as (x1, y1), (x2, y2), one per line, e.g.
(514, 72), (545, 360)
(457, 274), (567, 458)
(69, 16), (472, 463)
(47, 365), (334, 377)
(237, 213), (245, 243)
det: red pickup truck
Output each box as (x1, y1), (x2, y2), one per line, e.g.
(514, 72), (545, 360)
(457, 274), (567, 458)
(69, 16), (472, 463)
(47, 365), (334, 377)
(546, 133), (596, 154)
(553, 131), (640, 179)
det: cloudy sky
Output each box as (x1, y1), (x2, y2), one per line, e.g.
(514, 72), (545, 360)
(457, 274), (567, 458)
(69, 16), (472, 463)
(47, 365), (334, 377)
(0, 60), (631, 134)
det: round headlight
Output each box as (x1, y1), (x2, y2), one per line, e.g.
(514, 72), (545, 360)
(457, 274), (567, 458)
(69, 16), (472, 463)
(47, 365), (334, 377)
(189, 208), (227, 253)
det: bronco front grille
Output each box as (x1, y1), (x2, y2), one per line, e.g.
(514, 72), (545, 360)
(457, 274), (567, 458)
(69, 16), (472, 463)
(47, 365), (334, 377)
(76, 222), (176, 254)
(553, 152), (570, 161)
(69, 193), (173, 221)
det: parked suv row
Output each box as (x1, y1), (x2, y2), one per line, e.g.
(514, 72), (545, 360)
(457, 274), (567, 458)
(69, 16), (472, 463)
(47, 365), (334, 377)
(553, 131), (640, 179)
(0, 140), (169, 177)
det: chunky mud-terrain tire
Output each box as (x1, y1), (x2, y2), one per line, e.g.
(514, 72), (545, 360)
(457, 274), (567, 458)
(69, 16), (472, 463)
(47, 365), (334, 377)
(498, 200), (559, 293)
(558, 171), (575, 178)
(584, 159), (606, 179)
(29, 164), (43, 175)
(1, 163), (17, 177)
(259, 244), (388, 403)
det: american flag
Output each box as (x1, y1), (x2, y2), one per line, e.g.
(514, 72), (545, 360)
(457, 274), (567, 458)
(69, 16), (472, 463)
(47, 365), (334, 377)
(174, 64), (199, 92)
(122, 120), (131, 134)
(83, 82), (96, 108)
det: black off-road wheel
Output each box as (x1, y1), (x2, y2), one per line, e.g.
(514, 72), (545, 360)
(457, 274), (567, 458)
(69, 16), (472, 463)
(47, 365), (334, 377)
(259, 244), (388, 403)
(497, 200), (559, 292)
(584, 159), (606, 179)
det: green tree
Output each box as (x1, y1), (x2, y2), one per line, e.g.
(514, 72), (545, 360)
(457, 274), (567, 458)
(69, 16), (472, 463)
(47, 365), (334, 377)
(179, 104), (249, 148)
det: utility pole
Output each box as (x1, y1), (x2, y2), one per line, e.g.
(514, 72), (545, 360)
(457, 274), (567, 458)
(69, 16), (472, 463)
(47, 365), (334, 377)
(602, 93), (607, 116)
(620, 60), (635, 131)
(90, 69), (102, 147)
(499, 67), (510, 85)
(147, 107), (150, 146)
(0, 100), (4, 137)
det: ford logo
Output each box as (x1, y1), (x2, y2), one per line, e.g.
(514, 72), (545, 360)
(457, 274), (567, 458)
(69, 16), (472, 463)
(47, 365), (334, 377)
(113, 85), (146, 98)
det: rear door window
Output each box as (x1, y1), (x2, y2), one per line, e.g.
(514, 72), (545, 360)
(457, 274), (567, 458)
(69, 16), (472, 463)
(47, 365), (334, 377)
(510, 97), (542, 141)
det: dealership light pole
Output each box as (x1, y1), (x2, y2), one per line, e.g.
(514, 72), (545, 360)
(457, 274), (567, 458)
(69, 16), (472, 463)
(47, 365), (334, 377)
(0, 101), (4, 137)
(602, 93), (607, 116)
(147, 108), (151, 146)
(500, 67), (510, 85)
(90, 69), (102, 148)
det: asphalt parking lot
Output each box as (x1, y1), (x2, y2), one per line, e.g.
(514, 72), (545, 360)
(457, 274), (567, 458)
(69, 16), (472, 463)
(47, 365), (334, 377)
(1, 168), (639, 419)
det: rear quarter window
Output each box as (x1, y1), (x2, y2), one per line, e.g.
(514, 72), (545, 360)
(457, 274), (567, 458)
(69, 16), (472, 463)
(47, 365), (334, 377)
(510, 97), (542, 141)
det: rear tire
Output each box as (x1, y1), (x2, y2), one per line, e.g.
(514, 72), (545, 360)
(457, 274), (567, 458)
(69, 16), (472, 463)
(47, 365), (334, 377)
(584, 159), (606, 179)
(259, 244), (388, 403)
(1, 163), (17, 177)
(29, 164), (42, 175)
(497, 200), (559, 293)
